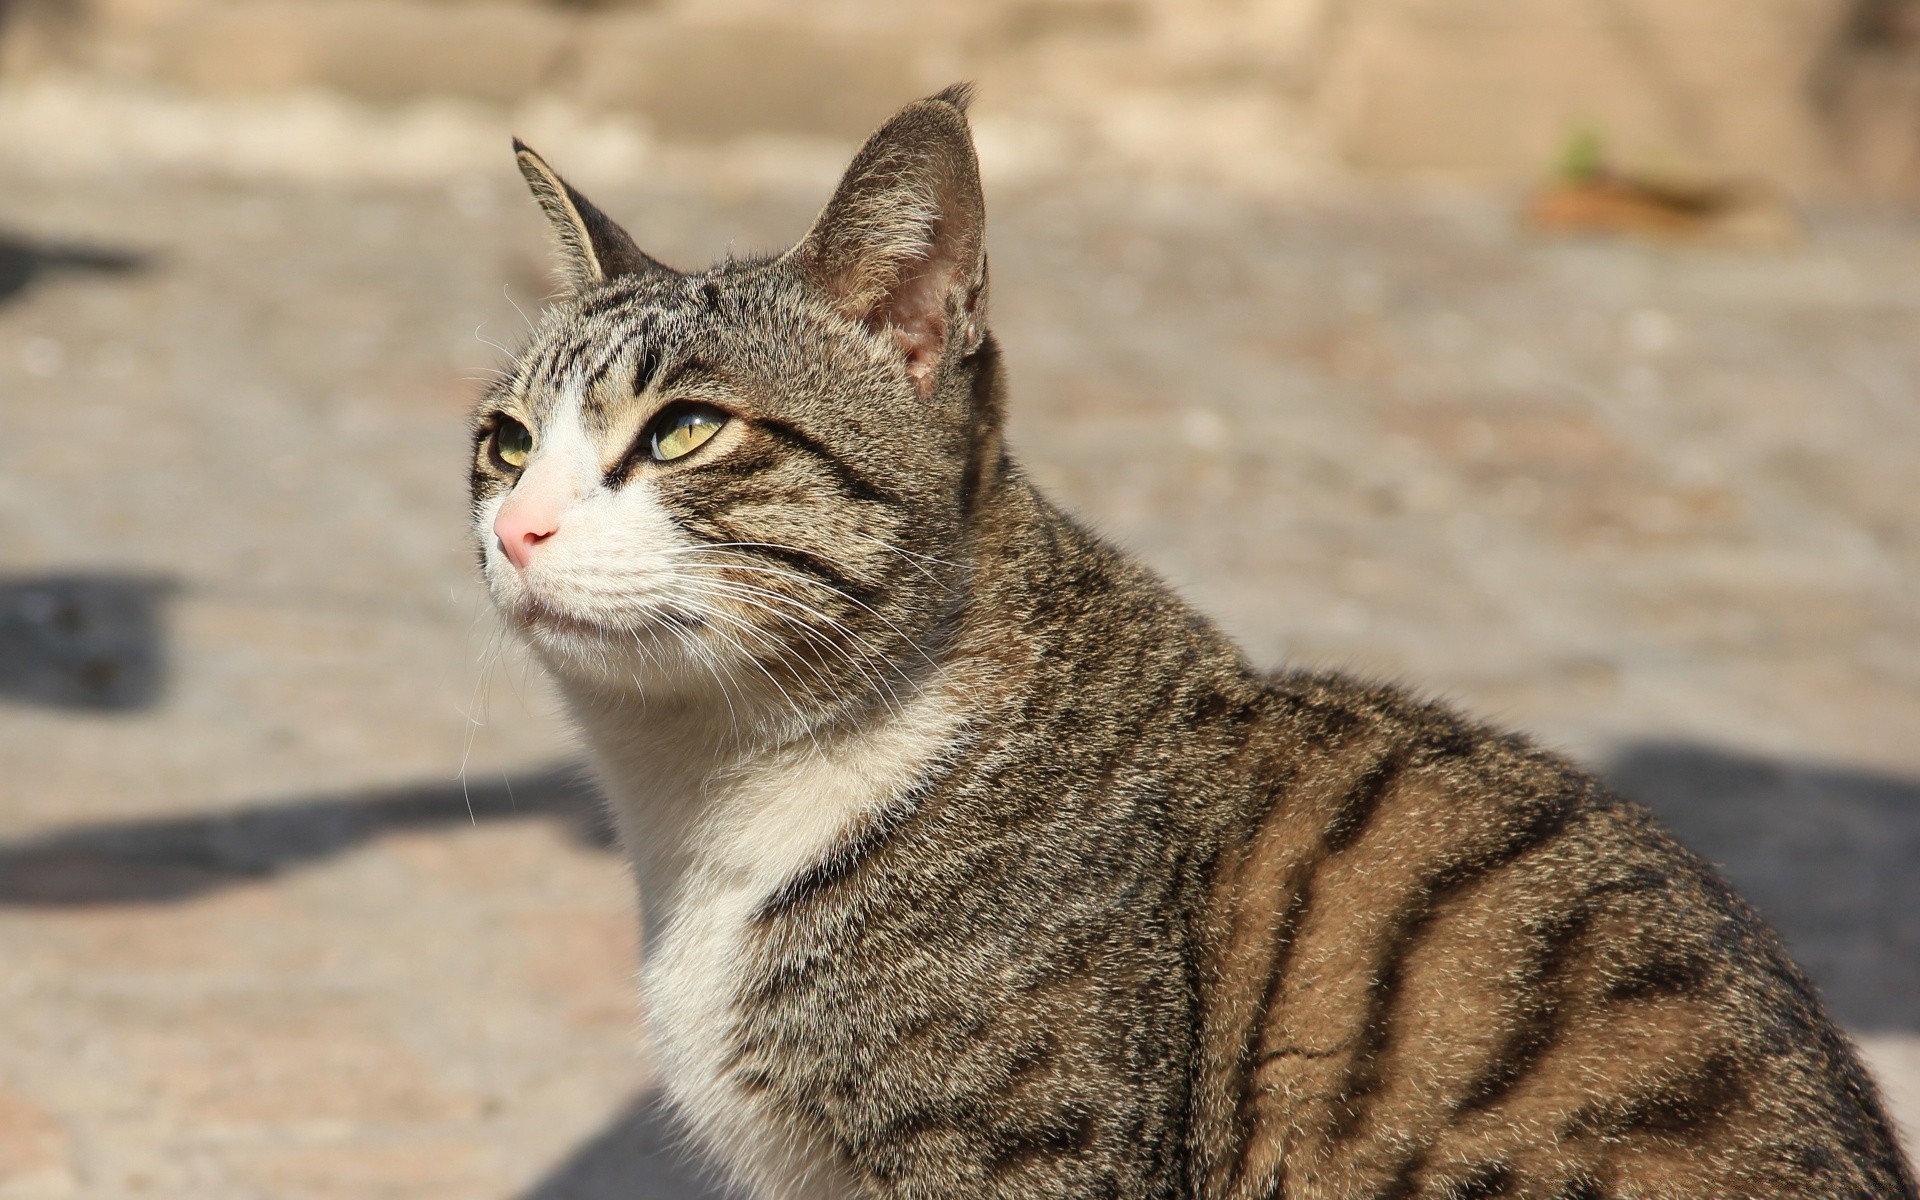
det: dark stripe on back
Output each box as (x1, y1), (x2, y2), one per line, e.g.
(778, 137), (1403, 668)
(1451, 888), (1617, 1115)
(1442, 1162), (1515, 1200)
(863, 1102), (964, 1159)
(758, 418), (905, 507)
(1325, 730), (1477, 854)
(1323, 748), (1408, 852)
(1552, 1176), (1606, 1200)
(1564, 1049), (1745, 1141)
(1605, 947), (1711, 1002)
(1224, 823), (1321, 1196)
(1231, 880), (1314, 1149)
(1328, 777), (1585, 1143)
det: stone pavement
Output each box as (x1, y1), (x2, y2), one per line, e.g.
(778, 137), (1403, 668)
(2, 123), (1917, 1195)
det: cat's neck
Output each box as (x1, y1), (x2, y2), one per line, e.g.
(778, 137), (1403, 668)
(557, 651), (987, 945)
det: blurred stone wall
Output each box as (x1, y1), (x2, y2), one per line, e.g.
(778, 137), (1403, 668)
(5, 0), (1920, 192)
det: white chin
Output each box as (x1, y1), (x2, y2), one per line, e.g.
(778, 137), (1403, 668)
(515, 604), (718, 692)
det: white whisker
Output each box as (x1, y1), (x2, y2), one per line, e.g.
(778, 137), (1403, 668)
(668, 544), (942, 674)
(675, 572), (917, 701)
(473, 323), (515, 358)
(502, 282), (536, 333)
(678, 583), (907, 719)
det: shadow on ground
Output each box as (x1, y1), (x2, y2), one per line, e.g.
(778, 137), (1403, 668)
(0, 572), (176, 711)
(0, 230), (146, 308)
(521, 1091), (733, 1200)
(0, 739), (1912, 1195)
(1603, 741), (1920, 1034)
(0, 766), (609, 906)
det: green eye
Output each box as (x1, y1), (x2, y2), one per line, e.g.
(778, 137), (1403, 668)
(493, 417), (533, 469)
(649, 405), (727, 462)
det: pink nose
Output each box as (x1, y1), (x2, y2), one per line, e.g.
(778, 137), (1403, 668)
(494, 497), (562, 571)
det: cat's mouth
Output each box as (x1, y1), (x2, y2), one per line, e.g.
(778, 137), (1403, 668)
(513, 596), (704, 642)
(514, 599), (603, 639)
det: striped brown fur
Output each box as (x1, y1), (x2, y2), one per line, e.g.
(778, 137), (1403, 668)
(474, 89), (1918, 1199)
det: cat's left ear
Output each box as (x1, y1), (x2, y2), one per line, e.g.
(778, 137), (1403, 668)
(513, 139), (673, 293)
(788, 85), (988, 398)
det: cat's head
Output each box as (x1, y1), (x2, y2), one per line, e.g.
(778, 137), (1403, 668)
(471, 87), (1002, 730)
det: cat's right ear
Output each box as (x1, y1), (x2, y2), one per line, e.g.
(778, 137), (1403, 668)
(787, 86), (988, 399)
(513, 139), (672, 293)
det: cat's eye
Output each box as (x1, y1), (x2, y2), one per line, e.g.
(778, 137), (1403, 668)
(493, 417), (533, 469)
(648, 404), (727, 463)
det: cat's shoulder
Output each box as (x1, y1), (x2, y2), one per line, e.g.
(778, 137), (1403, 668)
(1249, 665), (1633, 821)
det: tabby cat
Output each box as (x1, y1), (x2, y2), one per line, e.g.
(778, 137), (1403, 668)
(472, 87), (1917, 1199)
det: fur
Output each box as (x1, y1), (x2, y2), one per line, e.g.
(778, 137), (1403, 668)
(473, 91), (1918, 1200)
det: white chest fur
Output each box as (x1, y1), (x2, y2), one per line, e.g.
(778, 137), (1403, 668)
(569, 678), (973, 1200)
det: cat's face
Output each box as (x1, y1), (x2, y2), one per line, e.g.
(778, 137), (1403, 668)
(472, 91), (990, 728)
(470, 267), (966, 709)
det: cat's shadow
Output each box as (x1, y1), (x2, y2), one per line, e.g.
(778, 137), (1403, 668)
(1605, 741), (1920, 1034)
(0, 766), (609, 907)
(521, 1091), (735, 1200)
(0, 230), (147, 308)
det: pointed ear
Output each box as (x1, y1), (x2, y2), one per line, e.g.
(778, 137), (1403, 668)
(788, 85), (988, 397)
(513, 139), (672, 293)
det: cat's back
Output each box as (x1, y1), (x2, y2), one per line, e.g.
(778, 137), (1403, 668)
(1190, 669), (1916, 1199)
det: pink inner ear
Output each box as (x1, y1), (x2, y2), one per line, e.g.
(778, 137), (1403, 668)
(892, 324), (942, 388)
(876, 244), (958, 395)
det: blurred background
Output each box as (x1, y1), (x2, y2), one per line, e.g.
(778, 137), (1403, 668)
(2, 0), (1918, 1196)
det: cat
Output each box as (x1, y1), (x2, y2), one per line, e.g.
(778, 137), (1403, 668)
(472, 86), (1918, 1200)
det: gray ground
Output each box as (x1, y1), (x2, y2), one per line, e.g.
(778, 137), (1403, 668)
(1, 159), (1916, 1196)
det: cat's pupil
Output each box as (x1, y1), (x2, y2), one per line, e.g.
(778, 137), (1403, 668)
(494, 417), (532, 469)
